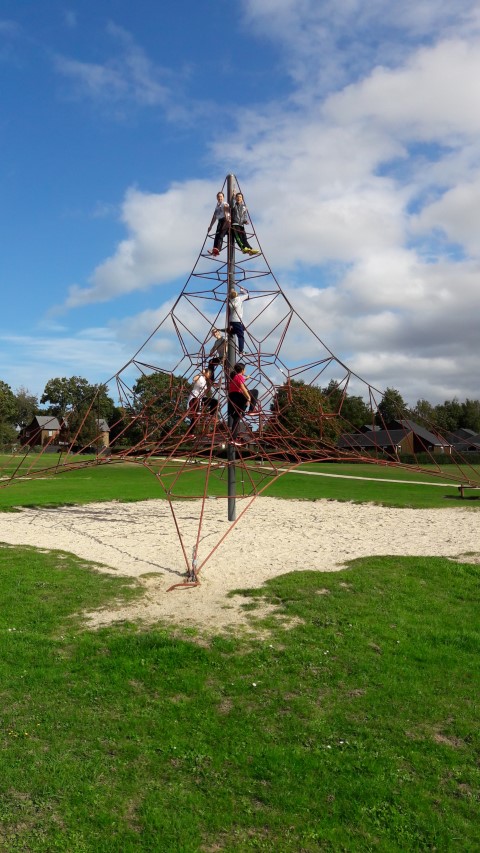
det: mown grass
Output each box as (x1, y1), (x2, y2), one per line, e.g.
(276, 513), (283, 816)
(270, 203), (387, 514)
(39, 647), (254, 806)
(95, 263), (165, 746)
(0, 542), (478, 850)
(0, 455), (478, 510)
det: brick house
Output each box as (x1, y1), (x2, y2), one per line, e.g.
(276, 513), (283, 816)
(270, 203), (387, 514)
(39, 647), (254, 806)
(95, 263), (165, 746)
(20, 416), (110, 450)
(19, 415), (61, 447)
(338, 418), (452, 457)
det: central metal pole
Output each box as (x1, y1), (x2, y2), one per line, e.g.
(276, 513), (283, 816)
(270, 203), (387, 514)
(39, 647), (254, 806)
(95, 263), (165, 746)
(227, 173), (237, 521)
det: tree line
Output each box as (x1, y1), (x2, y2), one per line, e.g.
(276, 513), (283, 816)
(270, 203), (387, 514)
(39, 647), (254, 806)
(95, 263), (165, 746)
(0, 373), (186, 449)
(270, 382), (480, 440)
(0, 374), (479, 450)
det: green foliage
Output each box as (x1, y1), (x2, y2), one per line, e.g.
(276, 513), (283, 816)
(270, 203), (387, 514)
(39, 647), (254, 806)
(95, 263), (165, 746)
(459, 398), (480, 433)
(413, 398), (436, 428)
(434, 398), (464, 432)
(376, 386), (408, 426)
(323, 380), (373, 429)
(41, 376), (114, 420)
(132, 371), (188, 440)
(270, 379), (334, 442)
(14, 386), (39, 428)
(0, 543), (478, 850)
(0, 422), (17, 448)
(107, 405), (131, 447)
(0, 380), (17, 425)
(0, 381), (18, 449)
(413, 398), (480, 434)
(64, 407), (101, 450)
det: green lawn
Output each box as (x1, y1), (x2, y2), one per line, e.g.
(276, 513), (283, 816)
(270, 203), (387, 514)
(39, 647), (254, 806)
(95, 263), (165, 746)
(0, 455), (478, 510)
(0, 544), (478, 850)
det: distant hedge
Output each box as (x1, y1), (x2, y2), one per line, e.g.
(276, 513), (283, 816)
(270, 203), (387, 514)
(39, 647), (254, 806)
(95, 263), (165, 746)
(398, 451), (480, 466)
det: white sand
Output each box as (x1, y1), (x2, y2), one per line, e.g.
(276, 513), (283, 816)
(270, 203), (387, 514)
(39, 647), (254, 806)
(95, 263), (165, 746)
(0, 498), (478, 632)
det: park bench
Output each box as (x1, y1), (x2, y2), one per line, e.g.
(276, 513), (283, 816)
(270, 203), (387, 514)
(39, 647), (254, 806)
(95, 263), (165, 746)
(457, 484), (480, 498)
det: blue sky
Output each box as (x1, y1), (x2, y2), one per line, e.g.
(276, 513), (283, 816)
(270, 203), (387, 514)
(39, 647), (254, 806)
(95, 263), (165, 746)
(2, 0), (480, 406)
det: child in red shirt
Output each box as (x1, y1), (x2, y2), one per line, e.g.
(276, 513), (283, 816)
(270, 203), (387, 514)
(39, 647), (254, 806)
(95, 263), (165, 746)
(228, 363), (258, 443)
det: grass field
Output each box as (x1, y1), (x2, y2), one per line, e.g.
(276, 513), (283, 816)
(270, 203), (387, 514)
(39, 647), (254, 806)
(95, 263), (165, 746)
(0, 544), (478, 850)
(0, 454), (478, 849)
(0, 454), (479, 510)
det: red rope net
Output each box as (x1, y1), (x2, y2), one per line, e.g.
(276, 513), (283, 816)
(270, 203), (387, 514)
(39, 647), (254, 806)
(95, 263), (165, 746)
(2, 175), (479, 585)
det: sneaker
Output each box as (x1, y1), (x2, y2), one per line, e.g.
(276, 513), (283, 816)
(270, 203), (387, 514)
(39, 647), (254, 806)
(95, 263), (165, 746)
(212, 248), (220, 256)
(247, 248), (259, 254)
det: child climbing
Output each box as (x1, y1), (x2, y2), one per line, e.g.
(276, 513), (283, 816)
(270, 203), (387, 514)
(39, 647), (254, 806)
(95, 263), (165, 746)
(207, 328), (226, 380)
(227, 363), (252, 443)
(230, 191), (259, 255)
(229, 285), (249, 355)
(207, 191), (230, 256)
(186, 368), (210, 436)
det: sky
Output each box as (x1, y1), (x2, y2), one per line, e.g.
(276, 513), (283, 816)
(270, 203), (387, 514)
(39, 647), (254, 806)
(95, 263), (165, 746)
(2, 0), (480, 407)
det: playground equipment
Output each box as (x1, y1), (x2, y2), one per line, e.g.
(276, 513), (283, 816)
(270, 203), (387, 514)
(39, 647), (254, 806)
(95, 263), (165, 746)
(2, 174), (479, 585)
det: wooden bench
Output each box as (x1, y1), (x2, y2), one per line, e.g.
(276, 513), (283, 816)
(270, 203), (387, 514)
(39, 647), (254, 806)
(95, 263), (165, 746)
(457, 484), (480, 498)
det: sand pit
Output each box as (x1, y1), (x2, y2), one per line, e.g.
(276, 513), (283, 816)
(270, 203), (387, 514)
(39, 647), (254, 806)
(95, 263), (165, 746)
(0, 498), (478, 633)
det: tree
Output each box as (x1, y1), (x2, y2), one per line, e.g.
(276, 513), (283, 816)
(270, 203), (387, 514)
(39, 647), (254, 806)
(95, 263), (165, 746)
(107, 406), (132, 448)
(40, 376), (115, 452)
(376, 387), (408, 426)
(433, 399), (463, 433)
(15, 386), (38, 428)
(132, 371), (188, 441)
(413, 398), (436, 428)
(268, 379), (336, 444)
(0, 380), (17, 423)
(41, 376), (114, 420)
(460, 399), (480, 433)
(322, 380), (372, 430)
(0, 380), (19, 449)
(63, 407), (99, 450)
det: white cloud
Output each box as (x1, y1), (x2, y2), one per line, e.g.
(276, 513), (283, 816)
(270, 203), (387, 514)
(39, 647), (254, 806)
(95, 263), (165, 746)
(325, 38), (480, 139)
(54, 10), (480, 406)
(54, 22), (171, 111)
(61, 180), (215, 308)
(412, 176), (480, 256)
(55, 56), (128, 102)
(242, 0), (480, 92)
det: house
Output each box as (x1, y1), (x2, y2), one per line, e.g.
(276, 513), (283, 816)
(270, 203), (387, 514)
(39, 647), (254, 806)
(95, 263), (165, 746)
(20, 416), (110, 450)
(338, 418), (451, 457)
(19, 415), (61, 447)
(449, 432), (480, 453)
(448, 428), (477, 441)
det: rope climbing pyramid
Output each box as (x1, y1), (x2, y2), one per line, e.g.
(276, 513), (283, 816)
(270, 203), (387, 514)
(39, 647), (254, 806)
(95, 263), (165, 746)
(2, 173), (479, 586)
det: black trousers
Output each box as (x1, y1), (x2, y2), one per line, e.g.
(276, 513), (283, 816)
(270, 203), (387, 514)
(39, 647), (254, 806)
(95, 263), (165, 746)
(228, 391), (248, 438)
(214, 218), (228, 252)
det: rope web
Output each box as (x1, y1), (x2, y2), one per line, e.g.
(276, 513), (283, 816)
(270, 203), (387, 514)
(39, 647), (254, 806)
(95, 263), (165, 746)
(2, 174), (479, 587)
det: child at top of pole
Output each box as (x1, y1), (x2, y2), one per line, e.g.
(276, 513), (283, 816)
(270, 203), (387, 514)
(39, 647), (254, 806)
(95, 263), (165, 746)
(207, 191), (230, 256)
(230, 190), (259, 255)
